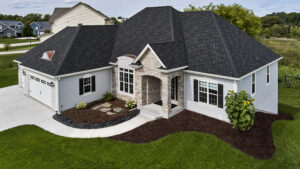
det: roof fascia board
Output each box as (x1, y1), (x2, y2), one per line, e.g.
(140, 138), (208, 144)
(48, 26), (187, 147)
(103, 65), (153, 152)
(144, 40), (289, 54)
(19, 65), (56, 79)
(159, 66), (188, 73)
(239, 57), (283, 80)
(57, 66), (114, 78)
(133, 44), (167, 69)
(183, 70), (240, 81)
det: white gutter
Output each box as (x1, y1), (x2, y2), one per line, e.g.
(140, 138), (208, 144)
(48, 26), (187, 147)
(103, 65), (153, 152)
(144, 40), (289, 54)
(109, 62), (117, 66)
(184, 57), (283, 81)
(57, 66), (114, 78)
(13, 60), (21, 64)
(239, 57), (283, 80)
(159, 66), (189, 73)
(183, 70), (240, 81)
(19, 65), (56, 79)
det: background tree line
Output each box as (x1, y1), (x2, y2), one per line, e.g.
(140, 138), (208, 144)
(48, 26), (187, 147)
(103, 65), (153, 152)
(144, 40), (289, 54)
(0, 13), (51, 25)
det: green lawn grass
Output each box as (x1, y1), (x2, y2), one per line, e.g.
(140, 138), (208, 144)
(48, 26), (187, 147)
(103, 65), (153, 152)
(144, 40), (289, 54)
(0, 38), (38, 44)
(0, 53), (22, 88)
(0, 44), (38, 52)
(0, 88), (299, 168)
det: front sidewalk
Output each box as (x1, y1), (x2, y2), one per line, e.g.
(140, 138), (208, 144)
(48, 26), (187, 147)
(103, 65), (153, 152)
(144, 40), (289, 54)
(0, 85), (153, 137)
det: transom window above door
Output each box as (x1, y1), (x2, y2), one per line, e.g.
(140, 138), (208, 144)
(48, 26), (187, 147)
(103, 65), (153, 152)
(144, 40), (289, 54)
(119, 68), (134, 95)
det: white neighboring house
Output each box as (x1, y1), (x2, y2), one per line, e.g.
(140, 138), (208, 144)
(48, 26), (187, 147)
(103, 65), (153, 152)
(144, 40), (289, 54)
(40, 2), (112, 42)
(15, 6), (282, 123)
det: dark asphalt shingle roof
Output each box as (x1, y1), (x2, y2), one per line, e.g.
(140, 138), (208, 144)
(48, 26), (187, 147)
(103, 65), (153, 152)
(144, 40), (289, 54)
(17, 6), (281, 78)
(17, 25), (118, 76)
(33, 21), (50, 32)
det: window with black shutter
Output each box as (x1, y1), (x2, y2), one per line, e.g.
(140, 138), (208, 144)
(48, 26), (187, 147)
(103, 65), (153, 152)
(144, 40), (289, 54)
(79, 78), (83, 95)
(218, 84), (223, 108)
(92, 76), (96, 92)
(193, 79), (198, 102)
(80, 75), (95, 95)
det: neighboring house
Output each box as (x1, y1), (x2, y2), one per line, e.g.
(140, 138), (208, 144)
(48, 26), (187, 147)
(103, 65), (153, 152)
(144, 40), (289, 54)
(40, 2), (112, 42)
(15, 6), (281, 123)
(0, 20), (23, 38)
(30, 21), (50, 36)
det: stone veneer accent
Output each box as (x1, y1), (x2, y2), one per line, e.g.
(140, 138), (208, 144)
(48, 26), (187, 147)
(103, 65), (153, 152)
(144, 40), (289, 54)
(112, 49), (184, 118)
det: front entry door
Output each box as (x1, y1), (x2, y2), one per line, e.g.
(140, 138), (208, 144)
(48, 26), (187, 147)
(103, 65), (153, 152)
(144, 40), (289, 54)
(171, 77), (178, 104)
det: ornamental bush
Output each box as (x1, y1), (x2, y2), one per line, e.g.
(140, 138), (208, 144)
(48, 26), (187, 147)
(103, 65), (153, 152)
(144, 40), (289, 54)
(103, 92), (114, 101)
(76, 102), (87, 110)
(125, 100), (136, 109)
(225, 90), (256, 131)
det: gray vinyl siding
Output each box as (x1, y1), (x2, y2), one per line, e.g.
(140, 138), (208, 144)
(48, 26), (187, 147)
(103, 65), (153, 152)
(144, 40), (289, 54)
(237, 62), (278, 114)
(184, 73), (234, 122)
(0, 28), (16, 38)
(59, 69), (112, 111)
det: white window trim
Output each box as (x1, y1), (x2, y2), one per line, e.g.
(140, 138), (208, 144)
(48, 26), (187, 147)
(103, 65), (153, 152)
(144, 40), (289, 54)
(118, 67), (135, 97)
(0, 25), (2, 29)
(251, 73), (256, 96)
(266, 65), (270, 86)
(83, 74), (92, 96)
(194, 78), (219, 108)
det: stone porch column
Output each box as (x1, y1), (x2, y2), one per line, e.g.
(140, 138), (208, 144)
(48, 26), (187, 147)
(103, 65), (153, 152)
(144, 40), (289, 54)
(162, 76), (171, 117)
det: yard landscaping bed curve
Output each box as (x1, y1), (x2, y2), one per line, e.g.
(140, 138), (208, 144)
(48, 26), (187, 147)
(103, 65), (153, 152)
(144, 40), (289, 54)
(53, 99), (139, 129)
(110, 110), (293, 159)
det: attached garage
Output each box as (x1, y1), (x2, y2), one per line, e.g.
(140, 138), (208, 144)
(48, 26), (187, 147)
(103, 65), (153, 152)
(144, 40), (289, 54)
(28, 75), (53, 107)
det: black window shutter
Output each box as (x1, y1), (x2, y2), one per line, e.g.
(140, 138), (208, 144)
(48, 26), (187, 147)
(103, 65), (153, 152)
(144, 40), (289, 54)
(92, 76), (96, 92)
(79, 78), (83, 95)
(193, 79), (198, 102)
(218, 84), (224, 108)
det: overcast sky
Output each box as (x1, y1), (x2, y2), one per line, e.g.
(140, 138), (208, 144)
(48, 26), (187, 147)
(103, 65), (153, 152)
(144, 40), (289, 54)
(0, 0), (299, 17)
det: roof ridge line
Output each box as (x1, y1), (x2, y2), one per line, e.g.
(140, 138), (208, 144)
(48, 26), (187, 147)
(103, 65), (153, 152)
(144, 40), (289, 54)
(55, 27), (81, 75)
(169, 7), (175, 41)
(211, 12), (238, 77)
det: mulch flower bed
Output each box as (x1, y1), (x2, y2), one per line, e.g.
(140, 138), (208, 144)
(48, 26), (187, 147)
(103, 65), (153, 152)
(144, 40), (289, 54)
(110, 110), (293, 159)
(62, 99), (132, 124)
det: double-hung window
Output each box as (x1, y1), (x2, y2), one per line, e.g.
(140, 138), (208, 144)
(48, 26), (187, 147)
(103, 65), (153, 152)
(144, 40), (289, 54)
(79, 75), (96, 95)
(83, 77), (91, 93)
(119, 68), (134, 94)
(266, 66), (270, 85)
(196, 80), (219, 106)
(252, 73), (256, 94)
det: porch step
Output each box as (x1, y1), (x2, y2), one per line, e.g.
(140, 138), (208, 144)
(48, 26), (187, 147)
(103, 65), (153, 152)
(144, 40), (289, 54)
(139, 109), (163, 120)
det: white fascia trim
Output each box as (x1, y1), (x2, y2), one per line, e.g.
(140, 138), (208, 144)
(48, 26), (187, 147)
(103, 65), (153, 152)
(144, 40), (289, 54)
(159, 66), (189, 73)
(13, 60), (22, 64)
(19, 65), (56, 79)
(109, 62), (117, 66)
(184, 57), (283, 81)
(133, 44), (167, 69)
(239, 57), (283, 80)
(130, 65), (143, 69)
(184, 70), (240, 81)
(57, 66), (114, 78)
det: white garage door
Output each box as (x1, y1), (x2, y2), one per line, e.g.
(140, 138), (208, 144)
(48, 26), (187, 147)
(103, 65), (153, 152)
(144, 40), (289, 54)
(29, 75), (52, 107)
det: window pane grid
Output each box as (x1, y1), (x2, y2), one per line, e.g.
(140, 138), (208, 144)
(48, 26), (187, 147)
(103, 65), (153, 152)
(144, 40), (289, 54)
(83, 77), (91, 94)
(197, 80), (218, 106)
(119, 68), (134, 94)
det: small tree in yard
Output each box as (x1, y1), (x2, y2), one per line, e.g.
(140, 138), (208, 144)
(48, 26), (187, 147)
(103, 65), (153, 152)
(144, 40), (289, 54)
(22, 24), (34, 44)
(225, 90), (256, 131)
(4, 43), (10, 51)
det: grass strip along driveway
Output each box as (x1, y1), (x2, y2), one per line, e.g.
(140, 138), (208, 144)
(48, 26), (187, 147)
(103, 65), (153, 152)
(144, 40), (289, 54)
(0, 38), (38, 44)
(0, 53), (22, 88)
(0, 87), (299, 169)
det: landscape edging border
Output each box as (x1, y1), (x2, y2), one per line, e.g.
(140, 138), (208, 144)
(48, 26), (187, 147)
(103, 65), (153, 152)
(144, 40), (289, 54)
(53, 109), (140, 129)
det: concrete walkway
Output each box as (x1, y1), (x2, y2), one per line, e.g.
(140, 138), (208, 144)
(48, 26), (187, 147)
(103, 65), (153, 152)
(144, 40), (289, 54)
(0, 86), (153, 138)
(0, 50), (28, 55)
(0, 41), (40, 48)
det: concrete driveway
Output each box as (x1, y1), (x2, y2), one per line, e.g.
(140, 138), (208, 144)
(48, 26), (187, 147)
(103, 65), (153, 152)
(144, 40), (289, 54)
(0, 85), (153, 137)
(0, 85), (55, 131)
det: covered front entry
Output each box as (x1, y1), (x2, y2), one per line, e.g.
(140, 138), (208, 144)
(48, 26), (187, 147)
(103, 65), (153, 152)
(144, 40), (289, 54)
(141, 76), (162, 106)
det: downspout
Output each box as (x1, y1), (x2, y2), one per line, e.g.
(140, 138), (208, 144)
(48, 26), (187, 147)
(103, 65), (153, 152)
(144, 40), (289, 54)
(55, 77), (60, 114)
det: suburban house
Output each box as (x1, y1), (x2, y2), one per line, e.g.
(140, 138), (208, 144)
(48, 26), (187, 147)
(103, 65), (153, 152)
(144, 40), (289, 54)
(0, 20), (23, 38)
(15, 6), (281, 122)
(40, 2), (112, 42)
(30, 21), (50, 36)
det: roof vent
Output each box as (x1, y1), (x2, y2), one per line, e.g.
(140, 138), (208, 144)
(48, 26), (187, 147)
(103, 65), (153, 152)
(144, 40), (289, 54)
(42, 50), (55, 61)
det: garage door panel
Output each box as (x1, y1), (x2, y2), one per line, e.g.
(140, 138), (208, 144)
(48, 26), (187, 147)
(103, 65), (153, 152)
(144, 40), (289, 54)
(29, 77), (52, 107)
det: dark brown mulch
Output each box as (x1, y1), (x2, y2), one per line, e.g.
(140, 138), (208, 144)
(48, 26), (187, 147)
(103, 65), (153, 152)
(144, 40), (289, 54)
(110, 110), (293, 159)
(62, 99), (130, 124)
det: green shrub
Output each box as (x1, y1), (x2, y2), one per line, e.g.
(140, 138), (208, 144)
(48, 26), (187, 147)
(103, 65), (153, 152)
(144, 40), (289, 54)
(125, 100), (137, 109)
(103, 92), (114, 101)
(225, 90), (256, 131)
(76, 102), (87, 110)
